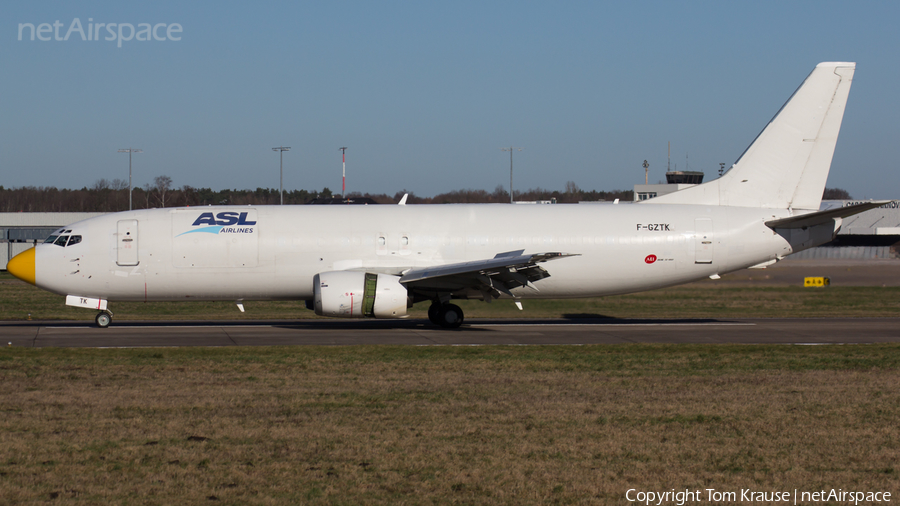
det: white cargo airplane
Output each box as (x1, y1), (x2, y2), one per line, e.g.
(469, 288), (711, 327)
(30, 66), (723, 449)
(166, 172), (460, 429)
(7, 62), (882, 328)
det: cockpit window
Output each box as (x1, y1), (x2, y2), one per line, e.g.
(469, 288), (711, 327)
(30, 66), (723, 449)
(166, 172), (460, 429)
(44, 233), (82, 246)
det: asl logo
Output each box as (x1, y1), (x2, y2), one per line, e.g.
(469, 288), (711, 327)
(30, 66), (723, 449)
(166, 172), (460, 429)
(645, 254), (657, 264)
(176, 211), (257, 237)
(192, 212), (256, 226)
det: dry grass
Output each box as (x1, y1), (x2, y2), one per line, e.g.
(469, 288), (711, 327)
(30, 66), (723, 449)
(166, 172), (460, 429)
(1, 345), (898, 504)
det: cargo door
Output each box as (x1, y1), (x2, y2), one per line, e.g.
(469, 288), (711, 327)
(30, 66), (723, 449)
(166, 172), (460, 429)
(117, 219), (139, 266)
(694, 218), (713, 264)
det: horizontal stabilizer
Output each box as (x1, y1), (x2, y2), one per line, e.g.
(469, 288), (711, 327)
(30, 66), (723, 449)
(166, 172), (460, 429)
(765, 201), (890, 229)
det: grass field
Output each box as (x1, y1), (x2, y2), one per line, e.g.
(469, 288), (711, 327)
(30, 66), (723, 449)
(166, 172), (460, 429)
(2, 272), (900, 321)
(1, 345), (898, 505)
(2, 272), (898, 504)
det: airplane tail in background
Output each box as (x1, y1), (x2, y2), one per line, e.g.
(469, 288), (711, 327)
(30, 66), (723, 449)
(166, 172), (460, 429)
(644, 62), (855, 211)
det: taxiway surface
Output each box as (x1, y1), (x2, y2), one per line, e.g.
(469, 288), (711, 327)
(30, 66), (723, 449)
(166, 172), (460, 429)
(1, 317), (897, 348)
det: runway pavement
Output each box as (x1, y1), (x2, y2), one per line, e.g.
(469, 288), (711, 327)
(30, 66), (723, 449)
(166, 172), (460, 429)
(1, 317), (898, 348)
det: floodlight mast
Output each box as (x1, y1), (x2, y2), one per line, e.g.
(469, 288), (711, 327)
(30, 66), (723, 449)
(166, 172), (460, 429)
(117, 148), (142, 210)
(500, 147), (523, 203)
(272, 146), (291, 205)
(339, 147), (348, 197)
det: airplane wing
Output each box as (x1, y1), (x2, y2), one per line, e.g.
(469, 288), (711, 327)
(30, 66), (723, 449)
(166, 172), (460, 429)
(399, 250), (578, 299)
(765, 201), (892, 229)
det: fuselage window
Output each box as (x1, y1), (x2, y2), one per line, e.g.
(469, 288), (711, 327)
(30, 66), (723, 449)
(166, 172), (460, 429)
(67, 235), (82, 247)
(54, 235), (69, 246)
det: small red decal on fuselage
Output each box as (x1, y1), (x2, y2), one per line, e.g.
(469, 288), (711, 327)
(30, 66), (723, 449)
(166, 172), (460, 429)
(645, 254), (657, 264)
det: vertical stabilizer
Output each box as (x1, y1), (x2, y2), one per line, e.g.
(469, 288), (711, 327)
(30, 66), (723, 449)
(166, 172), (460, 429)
(644, 62), (855, 210)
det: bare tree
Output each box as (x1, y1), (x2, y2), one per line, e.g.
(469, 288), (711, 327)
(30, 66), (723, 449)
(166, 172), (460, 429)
(180, 185), (198, 207)
(89, 179), (111, 211)
(563, 181), (583, 203)
(110, 178), (128, 210)
(154, 175), (173, 207)
(142, 183), (153, 209)
(823, 187), (852, 200)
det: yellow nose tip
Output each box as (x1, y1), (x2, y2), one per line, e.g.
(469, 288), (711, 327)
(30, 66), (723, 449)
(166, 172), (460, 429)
(7, 248), (36, 285)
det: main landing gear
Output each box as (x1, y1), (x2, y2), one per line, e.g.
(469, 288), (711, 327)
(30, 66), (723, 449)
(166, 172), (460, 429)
(428, 303), (464, 328)
(95, 310), (113, 328)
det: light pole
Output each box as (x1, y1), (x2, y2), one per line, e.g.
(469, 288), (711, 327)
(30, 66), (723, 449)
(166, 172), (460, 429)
(272, 146), (290, 205)
(339, 147), (348, 197)
(500, 147), (523, 203)
(117, 148), (142, 210)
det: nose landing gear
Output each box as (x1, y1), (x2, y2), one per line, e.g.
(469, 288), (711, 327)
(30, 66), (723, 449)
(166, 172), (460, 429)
(95, 310), (113, 328)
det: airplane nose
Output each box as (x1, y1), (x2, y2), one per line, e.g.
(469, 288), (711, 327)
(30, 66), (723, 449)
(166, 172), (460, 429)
(7, 248), (36, 285)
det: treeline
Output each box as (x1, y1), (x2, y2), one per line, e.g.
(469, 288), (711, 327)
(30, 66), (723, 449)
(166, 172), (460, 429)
(365, 184), (633, 205)
(0, 185), (336, 212)
(0, 180), (633, 212)
(0, 178), (852, 213)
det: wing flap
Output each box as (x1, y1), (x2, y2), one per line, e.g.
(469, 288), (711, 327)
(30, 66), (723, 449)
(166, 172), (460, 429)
(400, 250), (577, 297)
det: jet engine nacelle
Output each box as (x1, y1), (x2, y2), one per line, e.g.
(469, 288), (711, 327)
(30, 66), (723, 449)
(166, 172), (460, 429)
(313, 271), (409, 318)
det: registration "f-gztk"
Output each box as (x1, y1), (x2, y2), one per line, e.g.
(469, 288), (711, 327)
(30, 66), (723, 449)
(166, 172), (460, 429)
(636, 224), (671, 231)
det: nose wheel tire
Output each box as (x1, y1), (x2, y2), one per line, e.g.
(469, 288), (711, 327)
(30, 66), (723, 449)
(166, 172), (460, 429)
(436, 303), (464, 329)
(95, 311), (112, 328)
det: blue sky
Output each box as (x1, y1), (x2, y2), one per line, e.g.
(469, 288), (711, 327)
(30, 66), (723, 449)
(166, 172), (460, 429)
(3, 1), (898, 199)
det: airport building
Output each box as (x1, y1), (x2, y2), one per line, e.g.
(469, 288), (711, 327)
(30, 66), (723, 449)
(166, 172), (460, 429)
(795, 200), (900, 259)
(634, 171), (706, 201)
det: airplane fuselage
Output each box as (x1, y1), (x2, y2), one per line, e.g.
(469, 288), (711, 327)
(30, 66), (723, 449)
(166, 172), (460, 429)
(33, 203), (802, 303)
